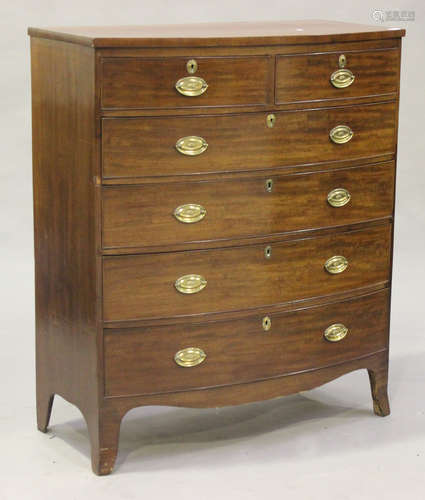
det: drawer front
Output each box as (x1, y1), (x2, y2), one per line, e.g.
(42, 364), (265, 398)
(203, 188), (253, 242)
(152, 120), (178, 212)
(102, 162), (395, 250)
(102, 102), (396, 179)
(101, 56), (271, 109)
(276, 48), (399, 104)
(104, 290), (390, 397)
(103, 224), (391, 322)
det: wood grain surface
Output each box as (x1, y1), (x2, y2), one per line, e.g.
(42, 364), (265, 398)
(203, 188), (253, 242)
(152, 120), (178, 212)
(104, 289), (389, 397)
(276, 47), (399, 104)
(102, 102), (397, 179)
(103, 224), (391, 322)
(102, 161), (395, 250)
(101, 55), (272, 109)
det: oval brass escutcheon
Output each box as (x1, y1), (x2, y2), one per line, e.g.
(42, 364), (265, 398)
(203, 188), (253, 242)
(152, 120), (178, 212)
(186, 59), (198, 74)
(175, 76), (208, 97)
(324, 323), (349, 342)
(175, 274), (207, 294)
(330, 68), (355, 88)
(265, 179), (273, 192)
(324, 255), (349, 275)
(176, 136), (208, 156)
(264, 245), (272, 259)
(174, 347), (206, 367)
(327, 188), (351, 208)
(266, 113), (276, 128)
(329, 125), (353, 144)
(262, 316), (272, 331)
(174, 203), (207, 223)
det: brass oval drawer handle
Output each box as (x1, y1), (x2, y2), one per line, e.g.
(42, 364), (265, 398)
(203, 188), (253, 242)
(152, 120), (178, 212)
(324, 323), (349, 342)
(329, 125), (353, 144)
(330, 68), (355, 88)
(174, 203), (207, 223)
(175, 274), (207, 294)
(175, 76), (208, 97)
(327, 188), (351, 208)
(330, 54), (355, 89)
(176, 136), (208, 156)
(325, 255), (348, 274)
(174, 347), (207, 367)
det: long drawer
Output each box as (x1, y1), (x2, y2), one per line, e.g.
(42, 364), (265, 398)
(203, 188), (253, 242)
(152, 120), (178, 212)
(102, 162), (395, 250)
(104, 289), (390, 397)
(102, 102), (396, 179)
(103, 224), (391, 323)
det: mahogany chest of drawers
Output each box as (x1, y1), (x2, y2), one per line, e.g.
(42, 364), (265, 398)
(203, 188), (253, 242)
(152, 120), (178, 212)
(29, 20), (405, 475)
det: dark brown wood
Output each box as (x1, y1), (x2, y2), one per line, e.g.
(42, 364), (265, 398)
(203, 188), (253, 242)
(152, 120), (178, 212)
(276, 47), (399, 105)
(101, 55), (272, 109)
(29, 21), (402, 475)
(103, 224), (391, 323)
(102, 161), (395, 251)
(31, 36), (101, 444)
(102, 102), (397, 179)
(27, 20), (405, 48)
(104, 289), (389, 397)
(368, 351), (391, 416)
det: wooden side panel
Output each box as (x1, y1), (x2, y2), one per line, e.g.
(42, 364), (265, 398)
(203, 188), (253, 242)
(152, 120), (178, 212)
(104, 290), (390, 397)
(31, 38), (99, 416)
(103, 224), (392, 323)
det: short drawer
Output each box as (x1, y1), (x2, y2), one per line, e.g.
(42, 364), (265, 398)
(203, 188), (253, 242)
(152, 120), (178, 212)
(103, 224), (391, 323)
(102, 102), (396, 179)
(101, 56), (271, 109)
(276, 48), (399, 105)
(102, 162), (395, 250)
(104, 289), (390, 397)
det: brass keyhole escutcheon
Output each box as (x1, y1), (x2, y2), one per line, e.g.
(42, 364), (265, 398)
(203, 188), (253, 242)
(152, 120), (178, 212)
(262, 316), (271, 332)
(339, 54), (346, 68)
(265, 246), (272, 259)
(186, 59), (198, 74)
(267, 113), (276, 128)
(265, 179), (273, 192)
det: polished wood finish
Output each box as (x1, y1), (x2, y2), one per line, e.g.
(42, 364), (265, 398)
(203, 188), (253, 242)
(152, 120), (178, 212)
(102, 161), (395, 250)
(104, 289), (389, 397)
(30, 21), (403, 475)
(102, 102), (396, 179)
(101, 56), (272, 109)
(276, 47), (399, 104)
(28, 20), (405, 48)
(103, 224), (391, 322)
(30, 37), (104, 467)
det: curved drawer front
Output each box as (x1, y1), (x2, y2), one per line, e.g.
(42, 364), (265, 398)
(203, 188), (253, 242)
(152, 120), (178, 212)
(276, 48), (399, 104)
(103, 224), (391, 322)
(102, 102), (396, 179)
(102, 162), (395, 250)
(104, 290), (390, 397)
(101, 56), (271, 109)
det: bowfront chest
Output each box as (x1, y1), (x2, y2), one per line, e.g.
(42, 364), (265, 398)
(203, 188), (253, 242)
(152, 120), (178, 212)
(29, 20), (405, 475)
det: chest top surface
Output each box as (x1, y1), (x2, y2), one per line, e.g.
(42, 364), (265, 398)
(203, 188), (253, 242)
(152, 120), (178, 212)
(27, 20), (405, 47)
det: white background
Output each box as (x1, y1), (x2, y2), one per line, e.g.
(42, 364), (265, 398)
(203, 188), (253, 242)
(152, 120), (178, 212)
(1, 1), (424, 498)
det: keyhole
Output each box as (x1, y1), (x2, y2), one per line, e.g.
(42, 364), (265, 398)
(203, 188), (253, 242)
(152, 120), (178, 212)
(267, 113), (276, 128)
(186, 59), (198, 74)
(265, 246), (272, 259)
(265, 179), (273, 192)
(262, 316), (271, 332)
